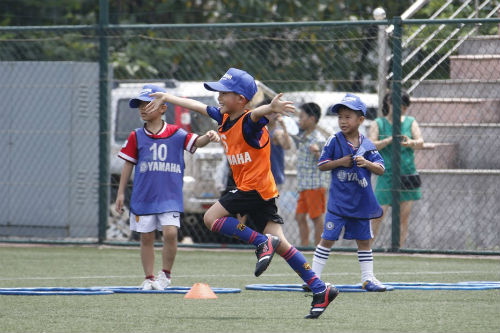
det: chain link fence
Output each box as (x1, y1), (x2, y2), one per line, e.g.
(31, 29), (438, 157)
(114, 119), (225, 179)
(0, 13), (499, 253)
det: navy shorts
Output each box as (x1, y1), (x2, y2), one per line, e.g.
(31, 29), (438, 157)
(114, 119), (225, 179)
(322, 210), (373, 241)
(218, 189), (284, 234)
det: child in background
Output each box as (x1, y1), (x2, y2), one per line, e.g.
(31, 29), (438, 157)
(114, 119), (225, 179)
(313, 93), (387, 292)
(295, 102), (329, 247)
(115, 84), (219, 290)
(146, 68), (339, 318)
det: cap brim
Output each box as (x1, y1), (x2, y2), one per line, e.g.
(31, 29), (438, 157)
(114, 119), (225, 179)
(330, 102), (365, 115)
(129, 96), (153, 108)
(204, 81), (233, 93)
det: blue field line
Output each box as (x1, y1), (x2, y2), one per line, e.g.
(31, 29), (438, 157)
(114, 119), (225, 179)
(104, 286), (241, 294)
(1, 281), (497, 295)
(383, 281), (500, 290)
(384, 281), (500, 287)
(244, 283), (392, 292)
(0, 286), (241, 295)
(0, 289), (113, 296)
(245, 281), (500, 292)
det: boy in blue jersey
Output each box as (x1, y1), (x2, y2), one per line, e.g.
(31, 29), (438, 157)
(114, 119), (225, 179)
(312, 93), (387, 292)
(115, 84), (219, 290)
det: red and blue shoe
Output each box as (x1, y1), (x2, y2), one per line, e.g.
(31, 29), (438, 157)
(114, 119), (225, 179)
(254, 234), (280, 277)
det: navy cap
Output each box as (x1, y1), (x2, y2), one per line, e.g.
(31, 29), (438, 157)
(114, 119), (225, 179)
(204, 68), (258, 101)
(129, 84), (167, 108)
(329, 93), (367, 116)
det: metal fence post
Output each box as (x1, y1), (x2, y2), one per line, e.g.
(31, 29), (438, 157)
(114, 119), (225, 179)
(374, 7), (388, 115)
(98, 0), (110, 243)
(391, 16), (403, 251)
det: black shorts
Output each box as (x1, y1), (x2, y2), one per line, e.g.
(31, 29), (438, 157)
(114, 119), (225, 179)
(218, 189), (284, 233)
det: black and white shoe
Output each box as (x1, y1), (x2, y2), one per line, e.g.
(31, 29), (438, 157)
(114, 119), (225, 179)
(305, 283), (339, 319)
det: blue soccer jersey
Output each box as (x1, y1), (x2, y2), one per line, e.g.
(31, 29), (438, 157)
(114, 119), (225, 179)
(318, 131), (384, 219)
(119, 123), (198, 215)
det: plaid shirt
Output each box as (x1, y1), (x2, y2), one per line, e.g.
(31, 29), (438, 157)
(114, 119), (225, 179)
(296, 129), (330, 191)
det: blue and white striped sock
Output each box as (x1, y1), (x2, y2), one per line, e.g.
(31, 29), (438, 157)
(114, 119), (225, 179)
(312, 245), (332, 279)
(358, 250), (374, 283)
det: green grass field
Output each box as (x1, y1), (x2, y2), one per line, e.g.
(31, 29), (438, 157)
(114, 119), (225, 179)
(0, 245), (498, 333)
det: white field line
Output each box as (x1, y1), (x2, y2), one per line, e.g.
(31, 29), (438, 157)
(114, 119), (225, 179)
(0, 270), (497, 282)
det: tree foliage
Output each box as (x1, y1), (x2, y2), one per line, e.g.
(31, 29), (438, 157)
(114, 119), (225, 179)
(1, 0), (416, 93)
(1, 0), (413, 26)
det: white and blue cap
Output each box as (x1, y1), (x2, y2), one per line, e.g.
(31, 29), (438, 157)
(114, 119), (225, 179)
(129, 84), (167, 108)
(204, 68), (258, 101)
(329, 93), (367, 116)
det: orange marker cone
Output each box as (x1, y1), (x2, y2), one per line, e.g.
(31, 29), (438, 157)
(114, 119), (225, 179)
(184, 283), (218, 299)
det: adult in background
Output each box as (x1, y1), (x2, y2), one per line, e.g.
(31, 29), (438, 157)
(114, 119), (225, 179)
(368, 91), (424, 247)
(268, 109), (292, 189)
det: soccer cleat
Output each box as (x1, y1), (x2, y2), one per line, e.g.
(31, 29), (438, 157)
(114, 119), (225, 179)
(155, 271), (171, 290)
(362, 280), (387, 292)
(305, 283), (339, 319)
(254, 234), (280, 277)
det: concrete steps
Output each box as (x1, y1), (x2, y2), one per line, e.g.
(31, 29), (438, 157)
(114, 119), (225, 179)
(370, 170), (500, 250)
(414, 143), (458, 169)
(450, 54), (500, 80)
(419, 124), (500, 169)
(367, 36), (500, 250)
(408, 97), (500, 123)
(457, 35), (500, 55)
(411, 79), (500, 98)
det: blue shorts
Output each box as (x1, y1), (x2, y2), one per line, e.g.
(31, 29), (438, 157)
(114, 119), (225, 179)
(322, 211), (373, 241)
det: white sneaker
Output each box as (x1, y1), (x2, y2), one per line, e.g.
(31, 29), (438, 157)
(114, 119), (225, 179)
(141, 279), (153, 290)
(141, 278), (163, 290)
(155, 271), (171, 289)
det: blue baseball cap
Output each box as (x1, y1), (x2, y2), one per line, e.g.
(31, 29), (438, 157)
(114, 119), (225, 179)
(204, 68), (258, 101)
(129, 84), (167, 108)
(329, 93), (367, 116)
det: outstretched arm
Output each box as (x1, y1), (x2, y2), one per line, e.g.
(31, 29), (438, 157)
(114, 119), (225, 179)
(194, 130), (220, 148)
(250, 93), (295, 123)
(146, 92), (209, 117)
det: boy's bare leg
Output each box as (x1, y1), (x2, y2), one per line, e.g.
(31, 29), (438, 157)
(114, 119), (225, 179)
(312, 215), (324, 246)
(140, 231), (156, 277)
(263, 222), (291, 255)
(203, 201), (276, 277)
(203, 201), (232, 229)
(370, 205), (389, 246)
(161, 225), (178, 272)
(356, 239), (371, 251)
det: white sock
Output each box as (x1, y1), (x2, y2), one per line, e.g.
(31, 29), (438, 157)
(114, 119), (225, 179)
(312, 245), (331, 279)
(358, 250), (374, 283)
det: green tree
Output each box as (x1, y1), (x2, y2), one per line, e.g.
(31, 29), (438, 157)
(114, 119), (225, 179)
(1, 0), (416, 92)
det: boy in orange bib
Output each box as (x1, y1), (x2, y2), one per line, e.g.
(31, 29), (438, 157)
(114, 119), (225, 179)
(146, 68), (338, 319)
